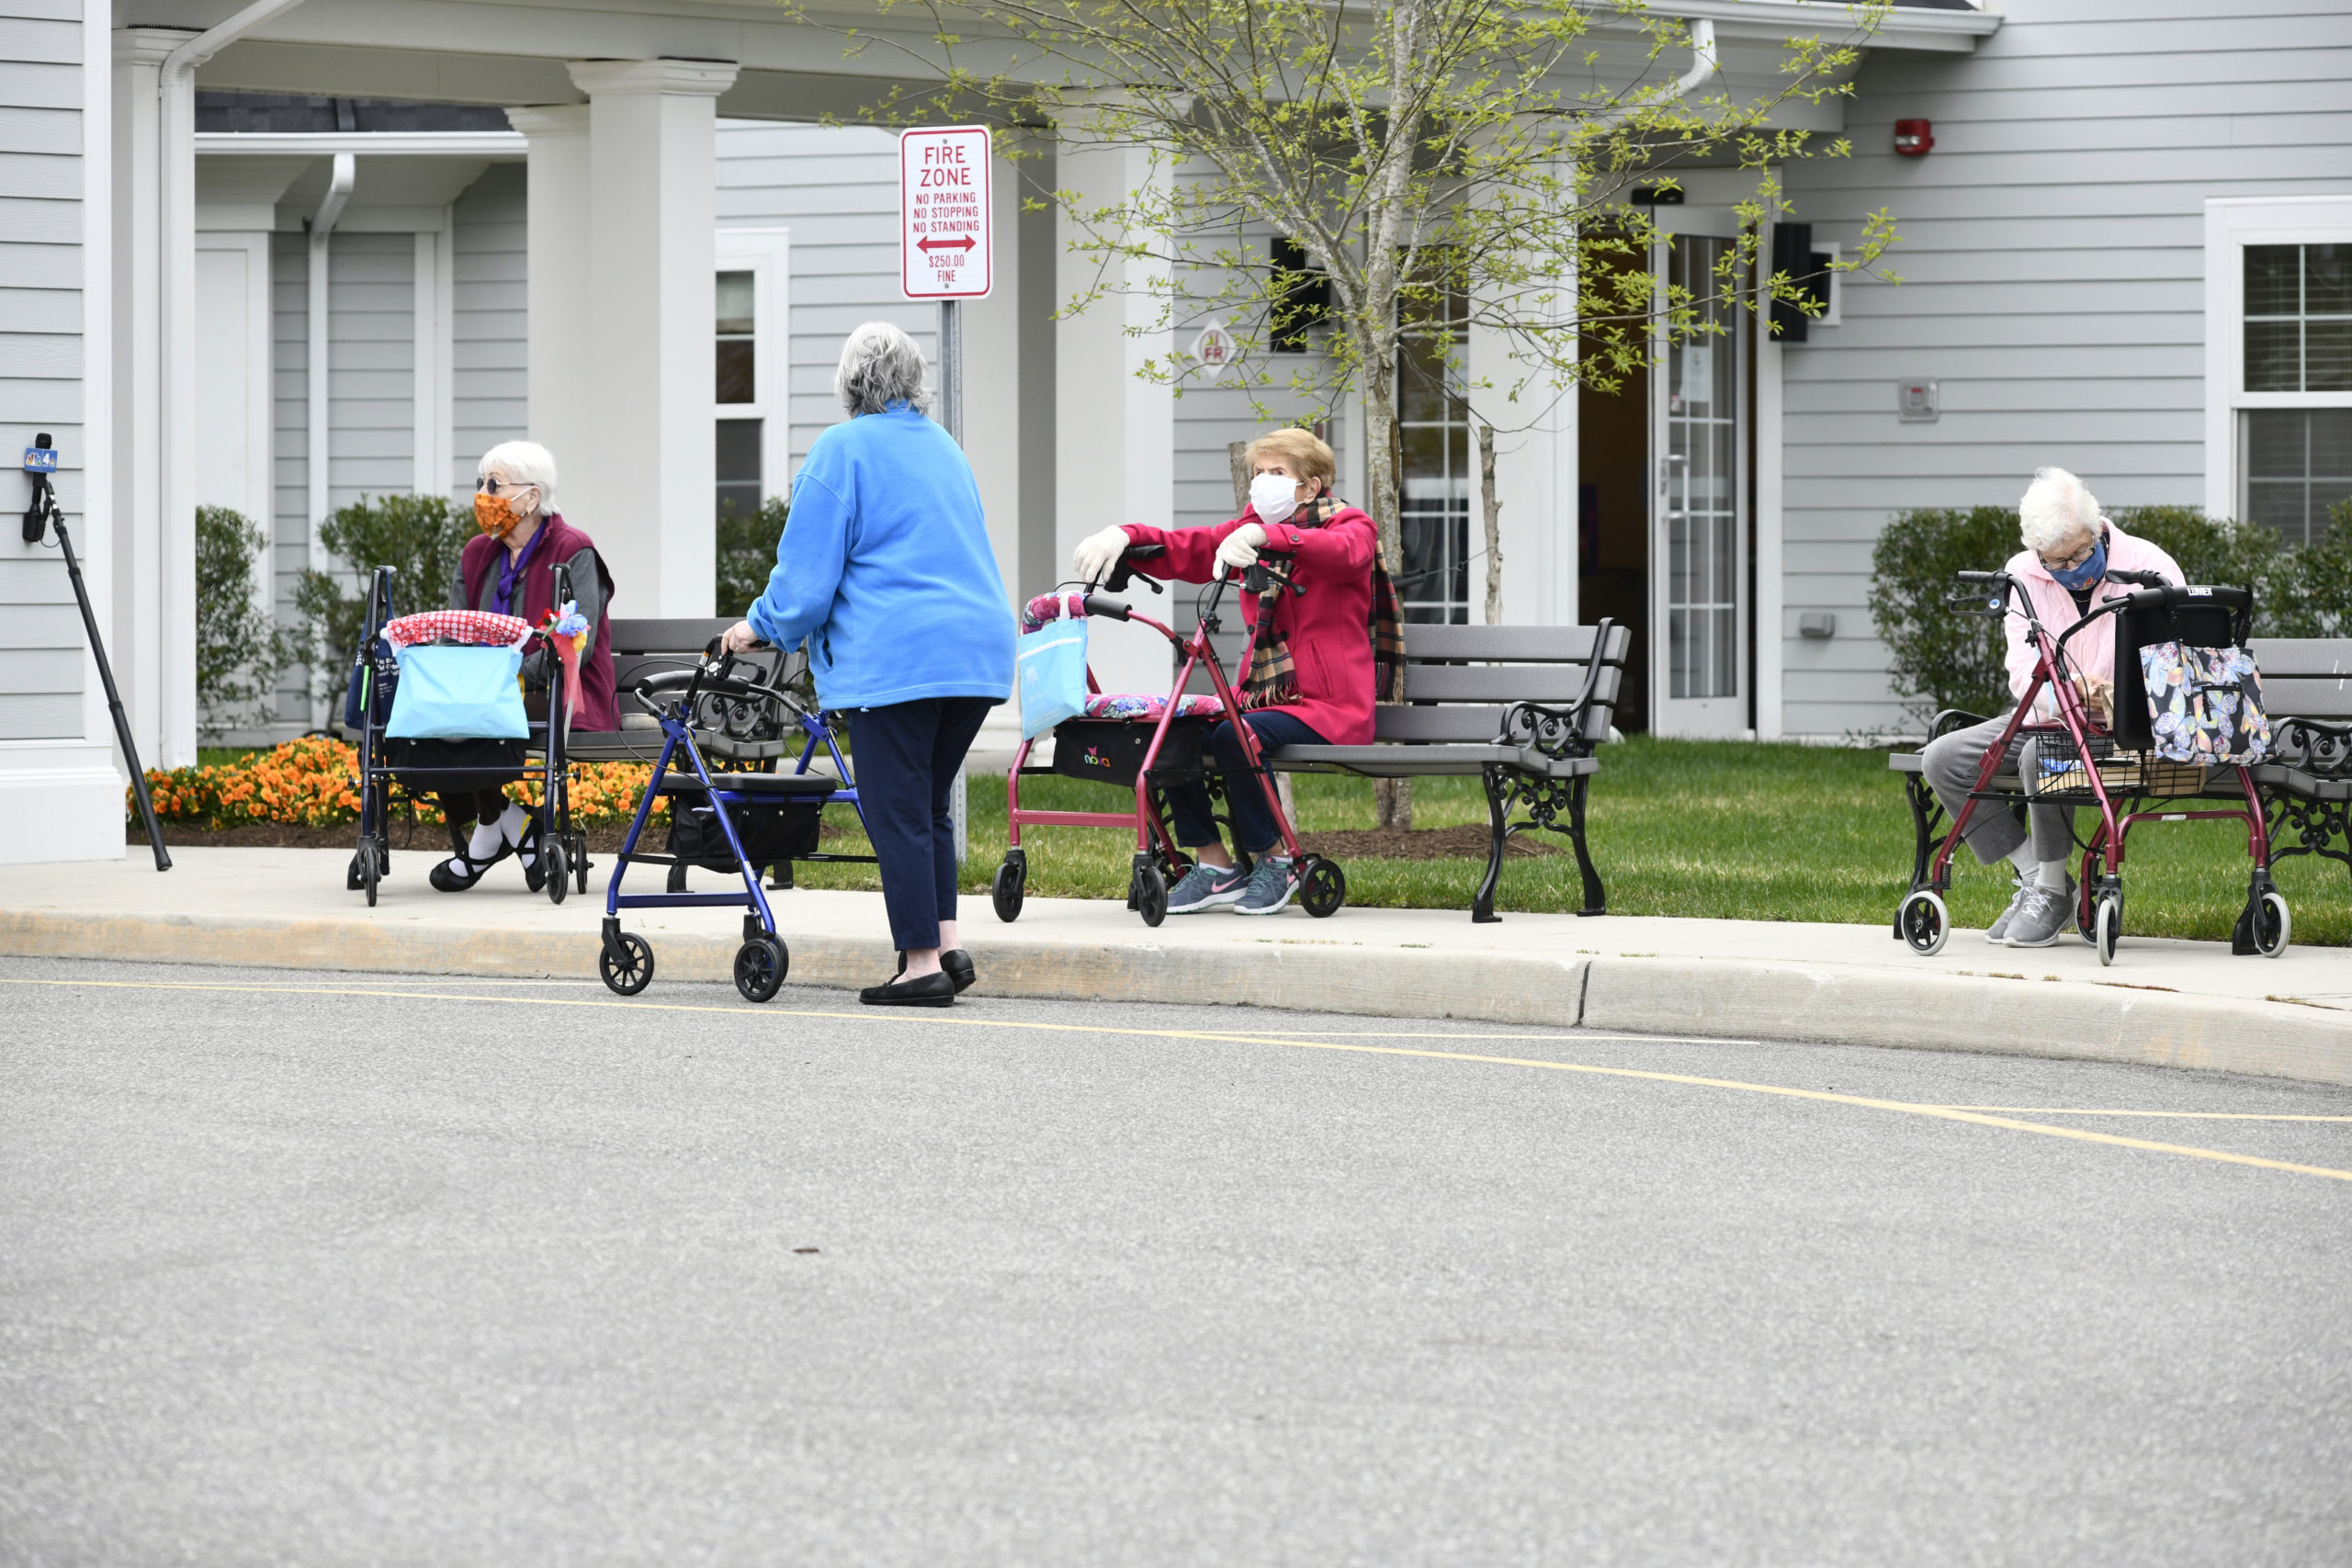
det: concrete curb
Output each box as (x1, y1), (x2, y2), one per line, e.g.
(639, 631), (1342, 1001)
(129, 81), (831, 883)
(6, 907), (2348, 1088)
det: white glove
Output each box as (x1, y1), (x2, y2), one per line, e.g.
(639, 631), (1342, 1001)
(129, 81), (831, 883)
(1073, 525), (1132, 585)
(1215, 522), (1268, 574)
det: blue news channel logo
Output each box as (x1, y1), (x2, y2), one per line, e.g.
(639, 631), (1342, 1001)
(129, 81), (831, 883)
(22, 446), (58, 473)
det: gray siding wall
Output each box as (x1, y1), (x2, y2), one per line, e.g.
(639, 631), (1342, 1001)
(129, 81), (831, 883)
(269, 229), (309, 715)
(0, 0), (85, 742)
(715, 119), (935, 485)
(452, 162), (526, 496)
(1776, 0), (2352, 737)
(327, 230), (414, 509)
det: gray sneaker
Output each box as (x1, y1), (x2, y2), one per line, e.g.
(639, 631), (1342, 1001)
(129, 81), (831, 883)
(2002, 883), (2078, 948)
(1233, 854), (1298, 916)
(1166, 860), (1250, 913)
(1984, 877), (2031, 942)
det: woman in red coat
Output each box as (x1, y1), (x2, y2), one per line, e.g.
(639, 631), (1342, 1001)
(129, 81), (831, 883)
(1071, 427), (1389, 917)
(431, 439), (618, 893)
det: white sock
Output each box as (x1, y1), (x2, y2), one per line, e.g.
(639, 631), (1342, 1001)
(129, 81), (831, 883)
(2007, 844), (2037, 883)
(467, 819), (505, 861)
(2036, 859), (2069, 892)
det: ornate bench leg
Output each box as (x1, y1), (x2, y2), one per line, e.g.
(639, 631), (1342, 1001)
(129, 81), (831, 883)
(1566, 772), (1605, 917)
(1473, 763), (1510, 923)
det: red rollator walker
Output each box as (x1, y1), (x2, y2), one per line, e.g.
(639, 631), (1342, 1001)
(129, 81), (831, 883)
(992, 541), (1346, 928)
(1897, 566), (2287, 965)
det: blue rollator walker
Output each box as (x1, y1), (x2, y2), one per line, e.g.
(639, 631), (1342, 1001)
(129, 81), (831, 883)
(599, 637), (872, 1002)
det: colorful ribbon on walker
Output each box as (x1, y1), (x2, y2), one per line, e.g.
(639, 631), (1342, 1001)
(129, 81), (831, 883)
(543, 600), (588, 717)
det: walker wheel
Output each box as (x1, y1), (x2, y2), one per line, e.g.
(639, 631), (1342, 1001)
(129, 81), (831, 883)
(573, 835), (591, 894)
(992, 854), (1026, 923)
(600, 931), (655, 996)
(1299, 856), (1346, 919)
(360, 837), (382, 907)
(1896, 889), (1949, 956)
(733, 936), (787, 1002)
(2254, 890), (2290, 958)
(2094, 894), (2121, 966)
(544, 840), (570, 905)
(1135, 864), (1168, 928)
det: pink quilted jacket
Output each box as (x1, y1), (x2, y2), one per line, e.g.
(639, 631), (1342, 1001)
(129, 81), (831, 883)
(2000, 521), (2183, 704)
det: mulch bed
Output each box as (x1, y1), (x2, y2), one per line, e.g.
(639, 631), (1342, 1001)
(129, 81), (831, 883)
(1296, 823), (1555, 861)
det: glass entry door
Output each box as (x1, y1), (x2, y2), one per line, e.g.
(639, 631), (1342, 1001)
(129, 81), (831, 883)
(1649, 221), (1749, 737)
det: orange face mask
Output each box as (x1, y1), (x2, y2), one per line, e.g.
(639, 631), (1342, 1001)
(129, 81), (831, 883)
(472, 489), (528, 537)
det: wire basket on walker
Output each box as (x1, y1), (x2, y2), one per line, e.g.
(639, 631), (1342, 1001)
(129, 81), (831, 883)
(1897, 568), (2285, 964)
(345, 563), (590, 907)
(993, 541), (1346, 927)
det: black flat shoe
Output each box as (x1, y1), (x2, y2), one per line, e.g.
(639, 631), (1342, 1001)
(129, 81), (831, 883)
(861, 970), (956, 1008)
(428, 838), (512, 892)
(517, 818), (548, 893)
(898, 949), (978, 994)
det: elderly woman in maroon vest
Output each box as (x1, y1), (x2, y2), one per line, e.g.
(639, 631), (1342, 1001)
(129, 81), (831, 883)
(430, 439), (618, 892)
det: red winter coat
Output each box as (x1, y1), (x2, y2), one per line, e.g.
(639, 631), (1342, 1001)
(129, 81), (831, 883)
(458, 513), (619, 732)
(1117, 505), (1379, 745)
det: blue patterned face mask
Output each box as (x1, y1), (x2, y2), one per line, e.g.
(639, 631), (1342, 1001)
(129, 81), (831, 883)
(2048, 533), (2108, 592)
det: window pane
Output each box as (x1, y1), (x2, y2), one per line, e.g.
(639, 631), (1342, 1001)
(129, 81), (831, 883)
(2306, 319), (2352, 393)
(716, 270), (755, 334)
(2308, 243), (2352, 316)
(2245, 245), (2301, 318)
(717, 339), (755, 404)
(716, 417), (762, 522)
(2245, 409), (2352, 546)
(2312, 406), (2352, 477)
(2245, 320), (2299, 391)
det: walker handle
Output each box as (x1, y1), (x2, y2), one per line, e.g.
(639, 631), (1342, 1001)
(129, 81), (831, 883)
(1083, 593), (1132, 622)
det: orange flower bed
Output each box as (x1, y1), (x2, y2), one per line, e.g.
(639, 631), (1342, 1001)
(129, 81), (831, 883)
(131, 738), (658, 830)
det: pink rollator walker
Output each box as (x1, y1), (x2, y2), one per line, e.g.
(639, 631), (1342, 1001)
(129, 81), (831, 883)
(992, 541), (1346, 927)
(1897, 566), (2286, 964)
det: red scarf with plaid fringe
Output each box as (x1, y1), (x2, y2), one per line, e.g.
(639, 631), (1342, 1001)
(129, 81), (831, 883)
(1239, 495), (1408, 711)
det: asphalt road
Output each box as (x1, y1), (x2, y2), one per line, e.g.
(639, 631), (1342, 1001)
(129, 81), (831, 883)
(3, 954), (2349, 1567)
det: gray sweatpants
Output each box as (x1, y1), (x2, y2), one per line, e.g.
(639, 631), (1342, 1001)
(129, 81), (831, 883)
(1920, 714), (2075, 867)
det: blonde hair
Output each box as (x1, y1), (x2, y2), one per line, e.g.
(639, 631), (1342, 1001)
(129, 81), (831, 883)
(1245, 427), (1336, 493)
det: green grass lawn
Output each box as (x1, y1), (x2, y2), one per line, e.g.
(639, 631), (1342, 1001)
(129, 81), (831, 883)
(780, 736), (2348, 946)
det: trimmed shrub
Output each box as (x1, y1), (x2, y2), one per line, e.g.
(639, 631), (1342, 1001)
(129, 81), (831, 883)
(194, 505), (296, 738)
(1865, 506), (2016, 723)
(295, 493), (473, 716)
(717, 494), (788, 620)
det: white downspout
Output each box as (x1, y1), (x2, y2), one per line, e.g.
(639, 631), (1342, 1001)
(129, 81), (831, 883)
(157, 0), (312, 764)
(306, 153), (356, 575)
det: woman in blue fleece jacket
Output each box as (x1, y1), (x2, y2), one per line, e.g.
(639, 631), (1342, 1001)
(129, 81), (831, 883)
(721, 321), (1013, 1008)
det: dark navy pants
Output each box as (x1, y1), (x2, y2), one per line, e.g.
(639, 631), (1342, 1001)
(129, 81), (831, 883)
(853, 695), (993, 951)
(1163, 710), (1325, 854)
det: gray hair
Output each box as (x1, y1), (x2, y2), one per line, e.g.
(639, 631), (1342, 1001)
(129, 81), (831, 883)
(478, 439), (557, 507)
(2018, 466), (2103, 554)
(834, 321), (933, 417)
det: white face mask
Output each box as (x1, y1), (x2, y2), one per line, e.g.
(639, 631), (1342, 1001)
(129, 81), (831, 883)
(1250, 471), (1301, 525)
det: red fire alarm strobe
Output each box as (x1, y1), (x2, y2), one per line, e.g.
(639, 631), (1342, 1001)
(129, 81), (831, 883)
(1894, 118), (1934, 156)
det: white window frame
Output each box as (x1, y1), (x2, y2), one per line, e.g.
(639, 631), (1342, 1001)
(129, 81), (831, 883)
(714, 227), (791, 508)
(2202, 195), (2352, 520)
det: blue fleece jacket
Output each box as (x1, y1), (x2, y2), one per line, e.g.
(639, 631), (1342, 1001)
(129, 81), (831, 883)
(747, 404), (1013, 709)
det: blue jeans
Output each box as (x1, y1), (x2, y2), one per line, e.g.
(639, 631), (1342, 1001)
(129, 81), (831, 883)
(1163, 710), (1325, 854)
(851, 695), (993, 950)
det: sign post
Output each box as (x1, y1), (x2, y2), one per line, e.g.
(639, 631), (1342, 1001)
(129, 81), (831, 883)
(899, 124), (995, 863)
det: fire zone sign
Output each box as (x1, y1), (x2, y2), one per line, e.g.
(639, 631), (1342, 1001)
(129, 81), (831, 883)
(899, 124), (992, 300)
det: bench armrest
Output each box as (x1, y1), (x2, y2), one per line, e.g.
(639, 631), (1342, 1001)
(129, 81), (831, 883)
(2272, 716), (2352, 774)
(1927, 707), (1994, 741)
(1496, 699), (1598, 763)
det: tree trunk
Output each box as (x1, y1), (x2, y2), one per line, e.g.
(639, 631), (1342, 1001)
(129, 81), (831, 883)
(1363, 363), (1412, 830)
(1479, 423), (1503, 626)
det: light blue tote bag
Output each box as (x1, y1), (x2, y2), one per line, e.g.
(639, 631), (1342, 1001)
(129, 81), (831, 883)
(386, 644), (531, 740)
(1016, 615), (1090, 740)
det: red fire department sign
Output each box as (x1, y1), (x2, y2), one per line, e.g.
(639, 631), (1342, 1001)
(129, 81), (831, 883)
(899, 124), (992, 300)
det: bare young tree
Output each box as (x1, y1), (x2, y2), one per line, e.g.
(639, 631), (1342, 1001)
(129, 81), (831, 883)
(808, 0), (1897, 825)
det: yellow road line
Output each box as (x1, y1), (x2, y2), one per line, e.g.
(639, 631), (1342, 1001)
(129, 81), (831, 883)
(7, 975), (2350, 1184)
(1940, 1107), (2352, 1123)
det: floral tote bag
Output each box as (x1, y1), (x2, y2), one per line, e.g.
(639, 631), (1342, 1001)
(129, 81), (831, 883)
(2139, 642), (2270, 766)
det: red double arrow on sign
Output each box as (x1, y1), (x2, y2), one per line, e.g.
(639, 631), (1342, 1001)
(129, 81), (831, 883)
(917, 235), (977, 254)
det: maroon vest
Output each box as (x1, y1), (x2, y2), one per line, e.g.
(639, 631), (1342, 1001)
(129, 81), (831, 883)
(459, 513), (619, 731)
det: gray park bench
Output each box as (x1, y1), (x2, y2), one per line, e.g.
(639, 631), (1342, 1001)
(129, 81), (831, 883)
(564, 617), (811, 766)
(2248, 637), (2352, 891)
(1264, 619), (1630, 922)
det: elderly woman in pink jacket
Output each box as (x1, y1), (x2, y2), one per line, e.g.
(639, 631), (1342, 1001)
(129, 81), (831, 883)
(1919, 468), (2182, 949)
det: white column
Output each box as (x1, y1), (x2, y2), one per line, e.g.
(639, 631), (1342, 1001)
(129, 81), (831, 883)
(1753, 240), (1786, 739)
(413, 222), (455, 500)
(1056, 127), (1175, 697)
(110, 28), (172, 769)
(563, 60), (738, 617)
(1465, 317), (1576, 627)
(962, 141), (1025, 606)
(507, 105), (593, 491)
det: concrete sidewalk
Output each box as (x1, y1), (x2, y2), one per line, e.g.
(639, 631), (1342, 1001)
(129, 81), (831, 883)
(4, 847), (2349, 1085)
